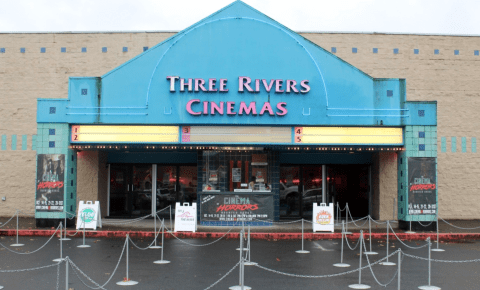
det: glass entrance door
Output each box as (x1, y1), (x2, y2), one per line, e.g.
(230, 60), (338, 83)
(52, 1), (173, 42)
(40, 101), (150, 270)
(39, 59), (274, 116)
(109, 164), (152, 217)
(156, 165), (198, 217)
(301, 166), (323, 218)
(109, 165), (130, 216)
(280, 165), (323, 218)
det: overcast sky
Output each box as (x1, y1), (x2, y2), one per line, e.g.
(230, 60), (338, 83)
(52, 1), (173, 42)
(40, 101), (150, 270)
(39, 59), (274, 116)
(0, 0), (479, 35)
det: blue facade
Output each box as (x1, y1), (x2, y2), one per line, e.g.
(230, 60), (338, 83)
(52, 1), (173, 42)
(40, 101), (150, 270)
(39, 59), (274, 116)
(36, 1), (437, 224)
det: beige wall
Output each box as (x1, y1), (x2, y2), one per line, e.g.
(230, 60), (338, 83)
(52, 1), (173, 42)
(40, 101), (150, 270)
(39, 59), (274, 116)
(1, 31), (479, 218)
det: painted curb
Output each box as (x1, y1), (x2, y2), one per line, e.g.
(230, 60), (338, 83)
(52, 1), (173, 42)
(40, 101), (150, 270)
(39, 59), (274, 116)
(1, 229), (480, 241)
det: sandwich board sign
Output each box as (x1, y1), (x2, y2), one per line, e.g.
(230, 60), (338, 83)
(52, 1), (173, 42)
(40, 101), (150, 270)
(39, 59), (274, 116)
(175, 202), (197, 232)
(312, 203), (334, 232)
(76, 201), (102, 230)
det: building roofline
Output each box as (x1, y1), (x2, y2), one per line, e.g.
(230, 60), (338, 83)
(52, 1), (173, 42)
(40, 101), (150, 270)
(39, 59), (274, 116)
(1, 30), (480, 38)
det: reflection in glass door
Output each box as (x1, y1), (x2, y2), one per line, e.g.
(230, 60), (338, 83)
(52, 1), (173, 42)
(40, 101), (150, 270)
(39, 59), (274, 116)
(156, 165), (197, 217)
(280, 165), (323, 218)
(301, 166), (323, 218)
(280, 166), (300, 217)
(131, 165), (153, 217)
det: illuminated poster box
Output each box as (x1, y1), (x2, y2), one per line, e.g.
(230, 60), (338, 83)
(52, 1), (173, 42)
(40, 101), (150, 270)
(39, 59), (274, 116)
(71, 125), (179, 143)
(294, 127), (403, 145)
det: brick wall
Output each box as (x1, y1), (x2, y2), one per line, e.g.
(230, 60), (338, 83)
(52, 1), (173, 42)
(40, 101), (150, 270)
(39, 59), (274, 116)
(1, 31), (479, 218)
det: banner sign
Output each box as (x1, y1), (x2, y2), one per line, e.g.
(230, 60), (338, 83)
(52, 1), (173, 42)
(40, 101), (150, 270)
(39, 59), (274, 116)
(312, 203), (334, 232)
(35, 154), (65, 212)
(200, 194), (273, 222)
(76, 201), (102, 230)
(175, 202), (197, 232)
(408, 157), (437, 215)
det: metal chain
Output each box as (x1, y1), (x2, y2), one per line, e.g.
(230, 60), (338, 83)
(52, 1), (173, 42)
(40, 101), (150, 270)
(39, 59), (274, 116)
(254, 250), (400, 278)
(17, 209), (36, 218)
(417, 220), (434, 227)
(102, 205), (172, 226)
(67, 229), (81, 236)
(0, 224), (61, 254)
(0, 211), (18, 228)
(345, 212), (370, 227)
(403, 253), (480, 263)
(67, 238), (127, 289)
(388, 222), (429, 249)
(439, 217), (480, 230)
(164, 224), (236, 247)
(128, 230), (162, 250)
(363, 236), (400, 287)
(68, 259), (107, 290)
(203, 261), (240, 290)
(0, 262), (60, 273)
(344, 234), (361, 251)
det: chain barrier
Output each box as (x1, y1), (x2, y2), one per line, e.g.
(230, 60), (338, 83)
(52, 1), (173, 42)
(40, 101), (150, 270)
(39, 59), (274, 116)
(439, 217), (480, 230)
(363, 236), (400, 287)
(254, 249), (400, 278)
(164, 223), (237, 247)
(0, 210), (18, 228)
(0, 224), (61, 254)
(67, 238), (127, 290)
(417, 220), (434, 227)
(403, 253), (480, 263)
(203, 261), (240, 290)
(0, 261), (60, 273)
(17, 209), (36, 218)
(388, 222), (429, 250)
(101, 205), (172, 226)
(344, 233), (361, 251)
(128, 230), (162, 250)
(345, 210), (370, 227)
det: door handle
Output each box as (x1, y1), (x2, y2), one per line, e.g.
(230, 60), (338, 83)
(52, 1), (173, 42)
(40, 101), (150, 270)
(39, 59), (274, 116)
(128, 184), (130, 191)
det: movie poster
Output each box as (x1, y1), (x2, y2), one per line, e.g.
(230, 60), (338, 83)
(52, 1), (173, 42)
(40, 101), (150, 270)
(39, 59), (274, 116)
(408, 157), (436, 215)
(35, 154), (65, 212)
(200, 194), (273, 222)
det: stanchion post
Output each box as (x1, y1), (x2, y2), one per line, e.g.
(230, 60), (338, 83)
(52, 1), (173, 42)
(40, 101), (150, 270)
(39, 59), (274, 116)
(398, 250), (401, 289)
(53, 223), (64, 262)
(78, 213), (90, 248)
(244, 225), (257, 266)
(406, 219), (415, 234)
(348, 231), (370, 289)
(65, 257), (69, 290)
(150, 214), (162, 249)
(336, 202), (339, 225)
(344, 203), (352, 235)
(117, 234), (138, 285)
(296, 219), (310, 254)
(60, 215), (71, 241)
(431, 213), (444, 252)
(169, 205), (173, 231)
(154, 219), (170, 264)
(11, 210), (24, 247)
(380, 220), (395, 266)
(229, 229), (251, 290)
(418, 237), (440, 290)
(333, 221), (350, 267)
(364, 216), (377, 255)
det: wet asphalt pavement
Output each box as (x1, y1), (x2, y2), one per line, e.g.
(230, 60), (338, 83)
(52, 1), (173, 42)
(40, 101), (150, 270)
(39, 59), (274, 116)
(1, 234), (480, 289)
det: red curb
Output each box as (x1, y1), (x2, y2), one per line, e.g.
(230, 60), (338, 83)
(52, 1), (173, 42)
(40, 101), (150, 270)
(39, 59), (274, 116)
(1, 229), (480, 241)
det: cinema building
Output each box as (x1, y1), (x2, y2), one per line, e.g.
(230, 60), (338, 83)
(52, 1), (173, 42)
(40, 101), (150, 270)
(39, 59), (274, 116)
(4, 1), (479, 227)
